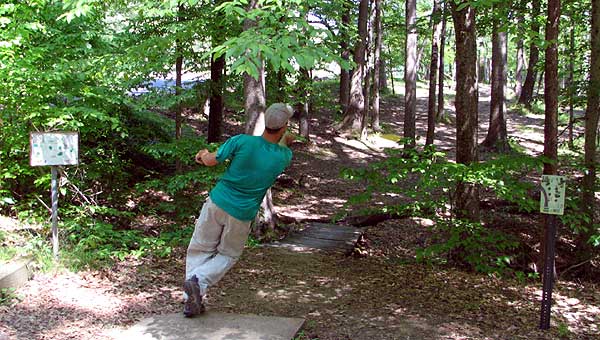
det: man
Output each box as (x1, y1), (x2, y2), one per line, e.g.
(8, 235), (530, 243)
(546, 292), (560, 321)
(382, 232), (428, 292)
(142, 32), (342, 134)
(183, 103), (295, 317)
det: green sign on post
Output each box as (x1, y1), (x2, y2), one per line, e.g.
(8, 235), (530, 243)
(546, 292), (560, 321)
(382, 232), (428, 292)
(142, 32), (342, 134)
(30, 132), (79, 260)
(540, 175), (566, 215)
(539, 174), (566, 330)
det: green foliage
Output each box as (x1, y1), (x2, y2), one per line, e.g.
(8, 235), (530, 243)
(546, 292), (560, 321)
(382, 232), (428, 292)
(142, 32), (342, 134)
(416, 219), (520, 274)
(0, 235), (18, 263)
(211, 0), (342, 79)
(61, 207), (192, 269)
(342, 145), (543, 218)
(0, 287), (20, 306)
(342, 145), (544, 274)
(246, 235), (261, 248)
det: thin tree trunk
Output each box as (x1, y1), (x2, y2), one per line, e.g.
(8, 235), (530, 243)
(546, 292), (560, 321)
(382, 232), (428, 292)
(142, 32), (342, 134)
(436, 2), (447, 122)
(379, 60), (387, 91)
(518, 0), (541, 108)
(372, 0), (383, 131)
(540, 0), (561, 275)
(481, 7), (508, 152)
(340, 4), (351, 113)
(299, 68), (311, 139)
(361, 0), (375, 141)
(515, 14), (525, 98)
(389, 45), (396, 95)
(175, 5), (184, 173)
(208, 53), (225, 143)
(338, 0), (369, 132)
(404, 0), (418, 149)
(426, 0), (442, 146)
(536, 70), (545, 99)
(580, 0), (600, 272)
(451, 1), (479, 220)
(568, 24), (575, 148)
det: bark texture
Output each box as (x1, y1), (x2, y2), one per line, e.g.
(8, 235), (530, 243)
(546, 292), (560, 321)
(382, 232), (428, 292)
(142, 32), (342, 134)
(339, 5), (351, 113)
(426, 0), (442, 146)
(481, 9), (508, 152)
(451, 2), (479, 220)
(338, 0), (369, 133)
(436, 3), (447, 122)
(404, 0), (417, 148)
(208, 53), (225, 143)
(580, 0), (600, 270)
(518, 0), (541, 107)
(371, 0), (383, 131)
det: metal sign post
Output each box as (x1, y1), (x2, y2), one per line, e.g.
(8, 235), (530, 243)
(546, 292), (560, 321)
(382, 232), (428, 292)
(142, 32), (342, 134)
(538, 175), (566, 330)
(30, 132), (79, 259)
(51, 166), (59, 258)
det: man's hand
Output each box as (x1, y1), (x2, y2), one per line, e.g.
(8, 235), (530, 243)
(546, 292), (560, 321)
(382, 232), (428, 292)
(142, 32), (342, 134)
(195, 149), (208, 164)
(195, 149), (218, 166)
(278, 131), (296, 147)
(284, 132), (296, 146)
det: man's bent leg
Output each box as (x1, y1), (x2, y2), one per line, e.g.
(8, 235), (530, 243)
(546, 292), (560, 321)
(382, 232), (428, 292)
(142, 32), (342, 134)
(185, 198), (225, 280)
(192, 211), (252, 295)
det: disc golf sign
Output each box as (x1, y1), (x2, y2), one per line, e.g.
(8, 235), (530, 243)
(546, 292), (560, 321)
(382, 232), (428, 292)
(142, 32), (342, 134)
(538, 174), (566, 330)
(540, 175), (566, 215)
(30, 132), (79, 259)
(30, 132), (79, 166)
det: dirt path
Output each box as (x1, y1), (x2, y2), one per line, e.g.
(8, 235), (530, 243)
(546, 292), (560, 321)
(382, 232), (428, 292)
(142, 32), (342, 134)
(1, 85), (599, 340)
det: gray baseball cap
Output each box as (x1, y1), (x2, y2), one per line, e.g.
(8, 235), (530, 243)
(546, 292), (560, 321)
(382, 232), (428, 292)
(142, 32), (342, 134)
(265, 103), (293, 129)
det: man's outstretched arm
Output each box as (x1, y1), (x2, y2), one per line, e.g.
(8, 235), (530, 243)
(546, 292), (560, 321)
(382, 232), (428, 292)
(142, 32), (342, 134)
(195, 149), (218, 167)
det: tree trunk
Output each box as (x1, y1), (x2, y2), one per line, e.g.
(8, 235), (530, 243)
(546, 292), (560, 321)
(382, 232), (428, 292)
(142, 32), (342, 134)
(481, 7), (509, 152)
(451, 1), (479, 220)
(175, 4), (184, 173)
(515, 14), (525, 98)
(568, 24), (575, 149)
(379, 60), (387, 91)
(436, 2), (447, 122)
(579, 0), (600, 272)
(361, 0), (375, 141)
(208, 53), (225, 143)
(243, 2), (266, 136)
(243, 1), (275, 236)
(244, 64), (266, 135)
(362, 65), (371, 141)
(518, 0), (541, 108)
(389, 45), (396, 95)
(426, 0), (442, 146)
(372, 0), (383, 131)
(536, 70), (545, 99)
(338, 0), (369, 132)
(404, 0), (417, 149)
(539, 0), (560, 275)
(340, 4), (351, 113)
(298, 68), (311, 139)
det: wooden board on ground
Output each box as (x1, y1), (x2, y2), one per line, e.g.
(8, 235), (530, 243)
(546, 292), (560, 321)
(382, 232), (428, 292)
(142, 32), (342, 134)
(270, 223), (361, 252)
(105, 312), (304, 340)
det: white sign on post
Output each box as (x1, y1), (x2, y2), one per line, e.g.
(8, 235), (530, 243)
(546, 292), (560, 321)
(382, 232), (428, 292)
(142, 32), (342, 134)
(29, 131), (79, 260)
(540, 175), (566, 215)
(30, 132), (79, 166)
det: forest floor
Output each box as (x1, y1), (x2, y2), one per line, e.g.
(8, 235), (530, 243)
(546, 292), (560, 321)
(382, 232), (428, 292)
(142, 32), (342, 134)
(1, 84), (599, 340)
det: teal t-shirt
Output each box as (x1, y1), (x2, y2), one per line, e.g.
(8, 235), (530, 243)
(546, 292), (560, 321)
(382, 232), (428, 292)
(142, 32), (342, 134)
(209, 134), (292, 221)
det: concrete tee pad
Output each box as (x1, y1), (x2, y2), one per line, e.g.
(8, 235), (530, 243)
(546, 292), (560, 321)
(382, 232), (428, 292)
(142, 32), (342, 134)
(106, 312), (305, 340)
(0, 257), (33, 290)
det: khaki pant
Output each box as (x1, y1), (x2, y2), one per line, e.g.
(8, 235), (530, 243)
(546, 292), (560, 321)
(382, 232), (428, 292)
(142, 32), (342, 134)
(185, 198), (252, 296)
